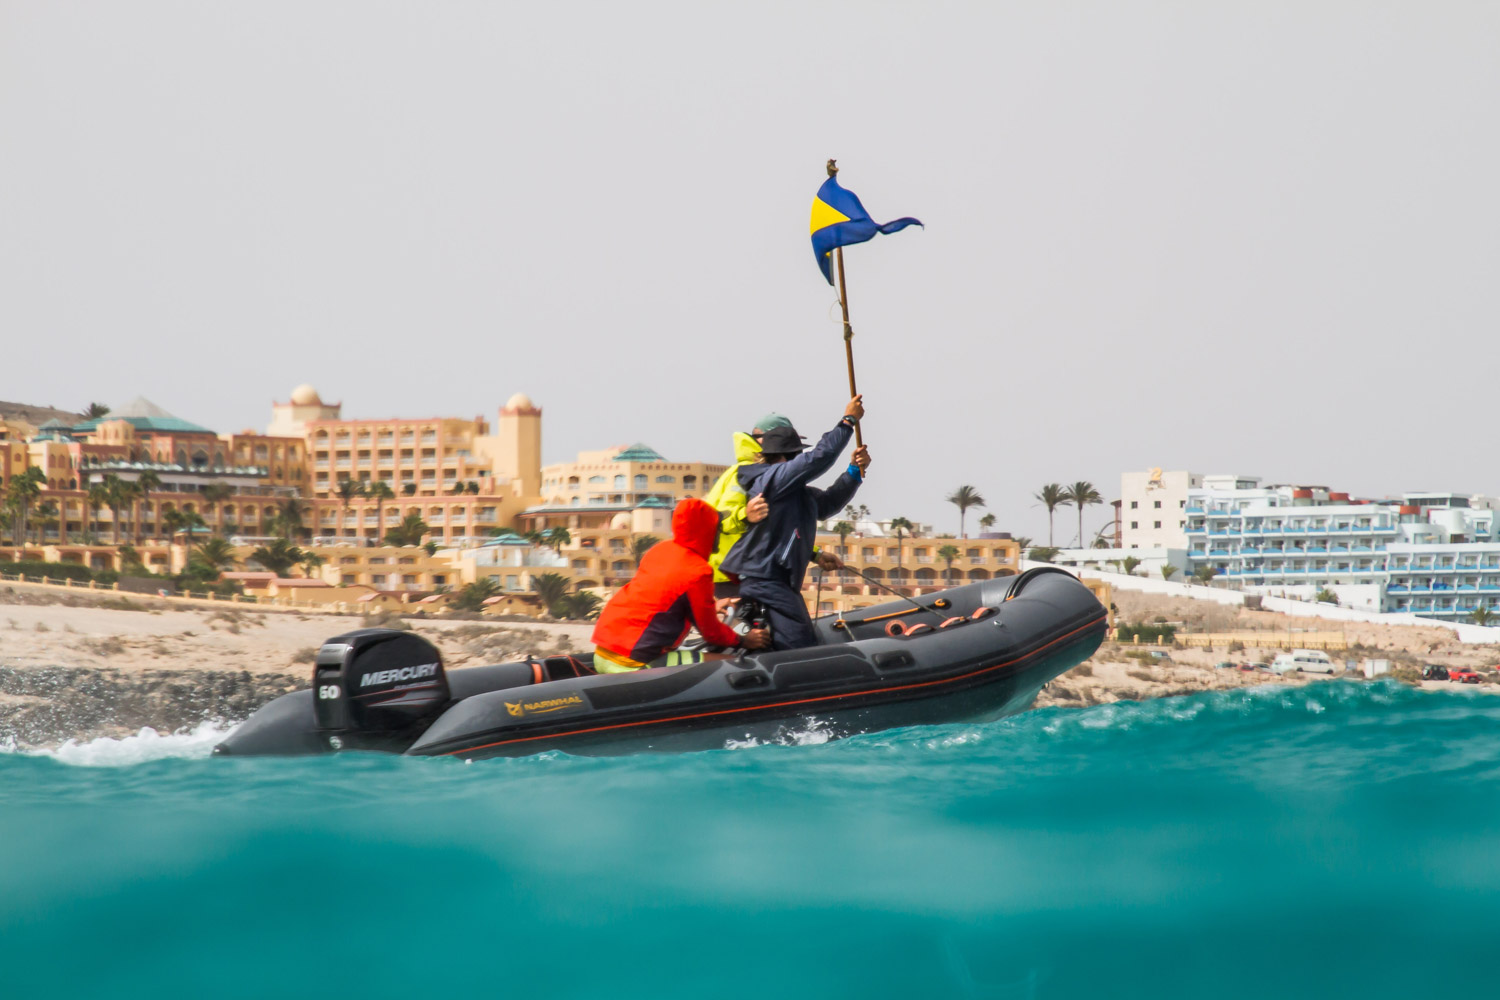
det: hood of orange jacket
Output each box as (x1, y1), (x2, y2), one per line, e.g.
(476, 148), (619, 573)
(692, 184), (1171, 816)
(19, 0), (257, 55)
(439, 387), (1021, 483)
(672, 497), (720, 560)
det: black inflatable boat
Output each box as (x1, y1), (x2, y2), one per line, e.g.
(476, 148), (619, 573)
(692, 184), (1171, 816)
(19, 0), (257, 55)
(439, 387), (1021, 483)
(214, 567), (1105, 760)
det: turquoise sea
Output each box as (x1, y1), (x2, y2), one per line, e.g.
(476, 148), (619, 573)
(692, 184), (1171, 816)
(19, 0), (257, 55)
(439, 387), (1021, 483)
(3, 680), (1499, 999)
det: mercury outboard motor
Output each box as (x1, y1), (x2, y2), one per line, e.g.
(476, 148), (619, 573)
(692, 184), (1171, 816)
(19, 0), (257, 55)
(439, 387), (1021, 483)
(312, 628), (451, 750)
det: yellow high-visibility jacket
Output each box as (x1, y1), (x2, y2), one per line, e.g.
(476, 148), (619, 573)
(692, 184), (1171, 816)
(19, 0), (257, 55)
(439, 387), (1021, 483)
(705, 431), (762, 583)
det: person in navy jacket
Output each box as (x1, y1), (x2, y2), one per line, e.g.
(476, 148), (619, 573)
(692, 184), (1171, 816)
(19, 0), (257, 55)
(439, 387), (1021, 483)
(719, 395), (870, 650)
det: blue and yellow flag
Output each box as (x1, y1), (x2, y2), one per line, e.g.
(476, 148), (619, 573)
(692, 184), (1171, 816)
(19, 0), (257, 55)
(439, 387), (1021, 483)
(809, 174), (922, 284)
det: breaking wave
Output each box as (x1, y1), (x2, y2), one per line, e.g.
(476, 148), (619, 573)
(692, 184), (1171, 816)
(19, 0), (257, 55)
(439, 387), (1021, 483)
(1, 719), (238, 766)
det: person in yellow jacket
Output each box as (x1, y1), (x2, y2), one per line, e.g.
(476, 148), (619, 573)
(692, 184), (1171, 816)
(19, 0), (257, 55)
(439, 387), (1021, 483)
(704, 414), (787, 597)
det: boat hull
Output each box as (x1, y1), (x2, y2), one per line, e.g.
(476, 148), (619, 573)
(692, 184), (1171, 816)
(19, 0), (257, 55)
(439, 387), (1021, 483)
(214, 568), (1106, 759)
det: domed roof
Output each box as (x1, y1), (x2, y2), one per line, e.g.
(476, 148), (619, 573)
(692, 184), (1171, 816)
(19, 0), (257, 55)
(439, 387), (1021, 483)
(609, 512), (632, 530)
(614, 443), (665, 462)
(505, 392), (534, 410)
(290, 384), (322, 405)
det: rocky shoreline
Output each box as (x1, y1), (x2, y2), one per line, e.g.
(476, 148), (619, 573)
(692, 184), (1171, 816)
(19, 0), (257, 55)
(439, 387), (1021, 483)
(0, 665), (301, 748)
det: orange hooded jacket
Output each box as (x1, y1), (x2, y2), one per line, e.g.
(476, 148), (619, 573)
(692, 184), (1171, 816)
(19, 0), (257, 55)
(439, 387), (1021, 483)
(591, 498), (744, 667)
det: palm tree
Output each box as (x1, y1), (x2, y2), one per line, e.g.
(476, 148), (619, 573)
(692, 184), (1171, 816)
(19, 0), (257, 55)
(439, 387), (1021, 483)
(1012, 536), (1033, 551)
(86, 482), (108, 540)
(52, 496), (69, 545)
(833, 520), (855, 556)
(530, 572), (571, 614)
(160, 507), (186, 543)
(946, 485), (986, 539)
(83, 402), (111, 419)
(336, 479), (364, 539)
(1193, 565), (1219, 586)
(191, 537), (237, 578)
(1160, 564), (1179, 580)
(544, 526), (571, 555)
(555, 590), (603, 620)
(117, 544), (144, 574)
(978, 513), (996, 534)
(402, 482), (417, 497)
(1034, 483), (1066, 547)
(6, 466), (46, 547)
(134, 469), (162, 543)
(453, 577), (504, 611)
(101, 473), (132, 544)
(384, 513), (429, 547)
(888, 516), (913, 575)
(276, 497), (307, 541)
(250, 538), (304, 577)
(1470, 604), (1496, 627)
(179, 510), (208, 543)
(365, 481), (395, 542)
(465, 481), (480, 495)
(1121, 556), (1141, 576)
(161, 507), (206, 551)
(937, 544), (960, 583)
(34, 501), (58, 544)
(1062, 481), (1103, 549)
(299, 551), (326, 580)
(200, 483), (234, 536)
(631, 534), (660, 566)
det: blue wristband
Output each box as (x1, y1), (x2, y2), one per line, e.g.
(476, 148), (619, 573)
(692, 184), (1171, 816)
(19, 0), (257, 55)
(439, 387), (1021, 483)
(847, 462), (862, 481)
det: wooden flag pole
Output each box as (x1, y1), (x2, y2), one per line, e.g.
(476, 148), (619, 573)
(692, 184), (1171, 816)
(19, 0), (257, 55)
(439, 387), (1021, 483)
(828, 158), (863, 448)
(834, 245), (862, 448)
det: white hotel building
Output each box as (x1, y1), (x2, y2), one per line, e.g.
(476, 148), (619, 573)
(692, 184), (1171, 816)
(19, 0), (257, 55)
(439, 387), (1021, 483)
(1183, 477), (1500, 621)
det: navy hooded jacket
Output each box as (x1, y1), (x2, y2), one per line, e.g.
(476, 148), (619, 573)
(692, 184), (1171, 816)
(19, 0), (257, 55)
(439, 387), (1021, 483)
(718, 419), (862, 589)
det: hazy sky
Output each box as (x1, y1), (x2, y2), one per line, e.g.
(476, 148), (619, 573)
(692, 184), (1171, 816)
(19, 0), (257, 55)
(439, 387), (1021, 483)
(4, 2), (1498, 543)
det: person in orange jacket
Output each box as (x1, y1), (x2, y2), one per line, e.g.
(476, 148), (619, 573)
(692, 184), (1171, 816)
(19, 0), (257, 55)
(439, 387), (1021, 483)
(591, 497), (771, 672)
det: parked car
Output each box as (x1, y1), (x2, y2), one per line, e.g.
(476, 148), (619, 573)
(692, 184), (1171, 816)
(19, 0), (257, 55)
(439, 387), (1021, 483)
(1149, 651), (1172, 661)
(1214, 661), (1236, 670)
(1270, 650), (1337, 675)
(1422, 665), (1450, 681)
(1449, 668), (1481, 684)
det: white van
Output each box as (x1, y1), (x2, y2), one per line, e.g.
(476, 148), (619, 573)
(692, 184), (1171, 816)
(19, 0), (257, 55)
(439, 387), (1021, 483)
(1271, 649), (1337, 675)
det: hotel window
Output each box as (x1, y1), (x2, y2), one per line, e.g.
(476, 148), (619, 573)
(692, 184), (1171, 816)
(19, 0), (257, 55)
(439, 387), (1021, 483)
(655, 475), (676, 484)
(634, 474), (648, 490)
(683, 475), (697, 489)
(1130, 521), (1138, 529)
(589, 475), (605, 485)
(614, 475), (626, 489)
(1154, 521), (1161, 529)
(1153, 500), (1161, 508)
(1130, 501), (1137, 509)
